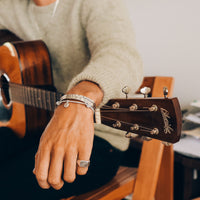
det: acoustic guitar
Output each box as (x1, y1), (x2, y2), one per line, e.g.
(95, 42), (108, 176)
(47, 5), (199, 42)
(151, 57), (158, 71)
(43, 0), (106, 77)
(0, 30), (182, 143)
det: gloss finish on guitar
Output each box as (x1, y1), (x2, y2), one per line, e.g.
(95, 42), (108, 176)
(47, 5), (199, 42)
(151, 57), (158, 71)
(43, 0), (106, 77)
(0, 31), (53, 138)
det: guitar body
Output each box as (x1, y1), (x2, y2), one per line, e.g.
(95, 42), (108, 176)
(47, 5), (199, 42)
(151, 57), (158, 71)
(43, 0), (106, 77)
(0, 30), (53, 137)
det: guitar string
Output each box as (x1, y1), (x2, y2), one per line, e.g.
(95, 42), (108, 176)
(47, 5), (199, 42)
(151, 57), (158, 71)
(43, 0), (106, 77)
(100, 105), (153, 112)
(5, 82), (58, 111)
(100, 110), (151, 113)
(3, 82), (157, 114)
(101, 115), (153, 132)
(3, 82), (156, 134)
(3, 82), (160, 134)
(8, 82), (63, 97)
(100, 106), (152, 112)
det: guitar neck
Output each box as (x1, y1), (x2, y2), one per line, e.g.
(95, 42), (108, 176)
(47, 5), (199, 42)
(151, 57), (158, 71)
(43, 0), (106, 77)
(9, 82), (63, 111)
(6, 82), (182, 144)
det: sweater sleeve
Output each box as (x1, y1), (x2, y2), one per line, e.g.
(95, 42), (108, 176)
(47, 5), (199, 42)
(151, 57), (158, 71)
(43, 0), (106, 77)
(0, 15), (5, 30)
(68, 0), (143, 106)
(0, 1), (5, 29)
(0, 25), (5, 30)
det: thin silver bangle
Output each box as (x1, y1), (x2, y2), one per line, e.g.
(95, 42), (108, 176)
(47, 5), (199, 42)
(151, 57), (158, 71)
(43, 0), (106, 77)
(56, 94), (96, 113)
(60, 94), (95, 104)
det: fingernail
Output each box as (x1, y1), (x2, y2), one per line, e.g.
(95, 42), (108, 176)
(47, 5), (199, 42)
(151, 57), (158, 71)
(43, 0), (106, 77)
(33, 168), (35, 174)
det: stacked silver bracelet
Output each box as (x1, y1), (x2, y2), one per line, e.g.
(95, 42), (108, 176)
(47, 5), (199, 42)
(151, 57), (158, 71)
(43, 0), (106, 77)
(56, 94), (96, 113)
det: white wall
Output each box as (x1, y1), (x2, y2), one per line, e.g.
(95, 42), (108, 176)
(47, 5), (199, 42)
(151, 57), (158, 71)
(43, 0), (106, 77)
(125, 0), (200, 109)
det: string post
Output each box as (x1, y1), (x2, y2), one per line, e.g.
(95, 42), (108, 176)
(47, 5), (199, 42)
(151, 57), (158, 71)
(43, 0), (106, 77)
(129, 104), (138, 111)
(112, 102), (120, 109)
(112, 121), (121, 128)
(130, 124), (139, 131)
(150, 128), (159, 135)
(148, 104), (158, 112)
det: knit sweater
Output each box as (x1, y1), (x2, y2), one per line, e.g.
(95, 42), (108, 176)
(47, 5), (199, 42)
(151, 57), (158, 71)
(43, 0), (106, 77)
(0, 0), (143, 151)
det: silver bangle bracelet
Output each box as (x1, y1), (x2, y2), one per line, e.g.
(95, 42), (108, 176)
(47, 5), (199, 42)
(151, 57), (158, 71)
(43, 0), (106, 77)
(56, 94), (96, 113)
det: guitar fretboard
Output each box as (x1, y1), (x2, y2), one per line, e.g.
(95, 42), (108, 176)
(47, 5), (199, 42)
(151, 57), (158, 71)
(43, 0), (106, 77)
(9, 82), (63, 111)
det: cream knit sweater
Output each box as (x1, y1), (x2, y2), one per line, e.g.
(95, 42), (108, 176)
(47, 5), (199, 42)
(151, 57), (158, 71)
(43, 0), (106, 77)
(0, 0), (143, 151)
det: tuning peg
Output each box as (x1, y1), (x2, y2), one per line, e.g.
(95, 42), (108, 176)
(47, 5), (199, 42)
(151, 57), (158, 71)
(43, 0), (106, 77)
(112, 102), (120, 109)
(125, 132), (137, 138)
(122, 86), (130, 99)
(162, 141), (172, 146)
(142, 136), (152, 141)
(112, 121), (121, 128)
(140, 87), (151, 98)
(163, 87), (168, 98)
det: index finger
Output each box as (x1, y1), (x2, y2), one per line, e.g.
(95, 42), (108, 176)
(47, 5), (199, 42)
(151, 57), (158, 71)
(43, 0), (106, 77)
(34, 147), (51, 189)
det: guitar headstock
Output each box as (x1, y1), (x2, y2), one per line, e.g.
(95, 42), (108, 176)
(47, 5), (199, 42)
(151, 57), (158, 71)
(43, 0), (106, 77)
(98, 97), (182, 144)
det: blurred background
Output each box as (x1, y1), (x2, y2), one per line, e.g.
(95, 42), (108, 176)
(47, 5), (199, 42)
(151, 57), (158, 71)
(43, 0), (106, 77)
(125, 0), (200, 109)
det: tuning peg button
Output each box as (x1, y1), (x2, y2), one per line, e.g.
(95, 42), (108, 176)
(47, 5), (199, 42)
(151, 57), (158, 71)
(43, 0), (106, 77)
(140, 87), (151, 98)
(162, 141), (172, 146)
(163, 87), (168, 98)
(122, 86), (130, 99)
(125, 132), (137, 138)
(142, 136), (152, 141)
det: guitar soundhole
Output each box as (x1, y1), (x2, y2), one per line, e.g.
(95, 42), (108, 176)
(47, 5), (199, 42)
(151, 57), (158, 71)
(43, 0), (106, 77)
(0, 73), (11, 106)
(0, 73), (12, 121)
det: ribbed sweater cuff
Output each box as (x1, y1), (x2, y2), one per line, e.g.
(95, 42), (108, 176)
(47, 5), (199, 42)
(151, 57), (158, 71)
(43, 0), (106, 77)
(67, 68), (122, 107)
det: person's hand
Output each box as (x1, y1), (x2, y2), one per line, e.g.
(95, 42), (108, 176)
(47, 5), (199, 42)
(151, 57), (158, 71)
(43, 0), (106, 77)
(33, 81), (103, 190)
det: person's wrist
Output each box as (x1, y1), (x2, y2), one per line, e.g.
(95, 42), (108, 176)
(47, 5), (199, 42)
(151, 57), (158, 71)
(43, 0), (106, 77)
(67, 81), (103, 106)
(56, 94), (96, 113)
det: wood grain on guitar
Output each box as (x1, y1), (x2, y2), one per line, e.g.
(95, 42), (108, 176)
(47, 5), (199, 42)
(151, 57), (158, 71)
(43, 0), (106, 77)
(0, 30), (182, 143)
(100, 98), (181, 143)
